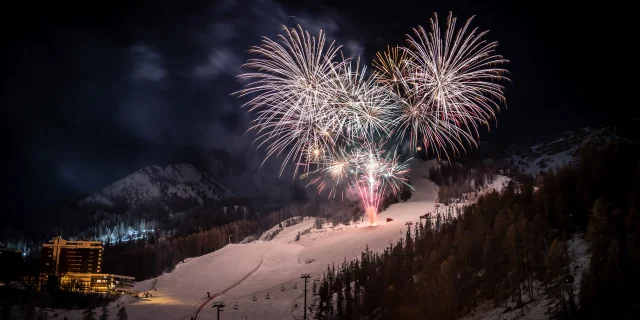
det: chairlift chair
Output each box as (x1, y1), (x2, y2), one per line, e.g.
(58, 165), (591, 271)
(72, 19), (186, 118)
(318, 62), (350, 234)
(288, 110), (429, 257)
(293, 282), (298, 289)
(252, 294), (257, 302)
(265, 292), (270, 299)
(281, 285), (285, 291)
(233, 302), (239, 310)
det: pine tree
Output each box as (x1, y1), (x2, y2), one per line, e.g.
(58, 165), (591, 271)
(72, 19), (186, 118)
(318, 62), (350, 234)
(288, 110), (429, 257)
(35, 309), (49, 320)
(99, 304), (109, 320)
(83, 307), (97, 320)
(404, 225), (414, 274)
(116, 307), (128, 320)
(506, 223), (524, 306)
(344, 260), (353, 319)
(437, 256), (457, 320)
(544, 239), (572, 319)
(336, 276), (344, 319)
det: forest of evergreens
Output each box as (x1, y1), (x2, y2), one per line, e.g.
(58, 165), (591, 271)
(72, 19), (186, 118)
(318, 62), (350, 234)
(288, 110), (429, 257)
(428, 161), (498, 205)
(314, 141), (640, 319)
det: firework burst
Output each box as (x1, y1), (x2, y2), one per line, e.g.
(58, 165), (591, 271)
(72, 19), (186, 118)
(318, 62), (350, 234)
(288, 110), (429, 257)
(401, 12), (509, 154)
(310, 140), (410, 225)
(328, 58), (401, 142)
(236, 14), (508, 226)
(346, 141), (410, 226)
(372, 45), (411, 91)
(236, 25), (343, 175)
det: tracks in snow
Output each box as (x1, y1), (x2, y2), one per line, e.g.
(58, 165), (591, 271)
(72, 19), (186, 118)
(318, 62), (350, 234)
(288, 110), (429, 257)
(194, 238), (280, 318)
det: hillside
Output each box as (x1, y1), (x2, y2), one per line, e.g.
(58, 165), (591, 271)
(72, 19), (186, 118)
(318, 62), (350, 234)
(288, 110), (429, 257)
(56, 159), (510, 320)
(489, 125), (637, 176)
(81, 163), (233, 215)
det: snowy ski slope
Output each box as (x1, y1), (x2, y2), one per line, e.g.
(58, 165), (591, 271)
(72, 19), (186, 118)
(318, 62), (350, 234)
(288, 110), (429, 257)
(60, 159), (508, 319)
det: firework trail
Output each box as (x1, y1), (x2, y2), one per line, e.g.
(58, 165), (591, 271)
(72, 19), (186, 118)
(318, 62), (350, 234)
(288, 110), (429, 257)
(310, 140), (410, 225)
(348, 141), (410, 226)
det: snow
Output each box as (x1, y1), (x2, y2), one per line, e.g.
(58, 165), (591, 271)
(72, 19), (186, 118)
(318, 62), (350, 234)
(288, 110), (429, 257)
(507, 150), (574, 176)
(501, 126), (618, 177)
(81, 163), (233, 209)
(460, 234), (590, 320)
(60, 159), (531, 320)
(485, 175), (511, 193)
(549, 137), (566, 144)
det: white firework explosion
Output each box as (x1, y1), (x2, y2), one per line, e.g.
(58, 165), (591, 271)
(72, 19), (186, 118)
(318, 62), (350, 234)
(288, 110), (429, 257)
(236, 25), (343, 174)
(401, 12), (509, 153)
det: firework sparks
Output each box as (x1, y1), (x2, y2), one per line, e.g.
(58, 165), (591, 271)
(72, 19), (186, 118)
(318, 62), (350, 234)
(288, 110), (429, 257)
(236, 14), (508, 226)
(350, 141), (410, 225)
(373, 45), (411, 91)
(400, 12), (509, 154)
(313, 140), (410, 225)
(236, 25), (343, 175)
(328, 58), (401, 142)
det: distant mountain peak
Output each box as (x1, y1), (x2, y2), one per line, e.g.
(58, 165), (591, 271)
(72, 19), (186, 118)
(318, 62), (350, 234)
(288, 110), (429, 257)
(496, 125), (631, 176)
(81, 163), (233, 212)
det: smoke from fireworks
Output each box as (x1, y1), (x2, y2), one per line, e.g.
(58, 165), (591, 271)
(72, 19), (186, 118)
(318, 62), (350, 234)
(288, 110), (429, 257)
(236, 13), (508, 226)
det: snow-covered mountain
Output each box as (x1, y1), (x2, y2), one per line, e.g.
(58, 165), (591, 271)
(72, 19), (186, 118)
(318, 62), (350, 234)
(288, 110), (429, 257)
(494, 125), (633, 176)
(81, 163), (234, 211)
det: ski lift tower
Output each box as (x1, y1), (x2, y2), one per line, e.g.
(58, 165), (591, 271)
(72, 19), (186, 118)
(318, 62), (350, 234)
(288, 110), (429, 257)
(212, 302), (225, 320)
(301, 274), (311, 319)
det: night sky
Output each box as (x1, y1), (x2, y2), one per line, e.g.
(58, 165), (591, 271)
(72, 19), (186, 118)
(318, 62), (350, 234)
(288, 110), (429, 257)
(4, 0), (617, 211)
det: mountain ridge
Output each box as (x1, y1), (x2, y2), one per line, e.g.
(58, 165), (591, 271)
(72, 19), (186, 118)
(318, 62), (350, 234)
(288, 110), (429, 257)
(486, 124), (638, 176)
(81, 163), (234, 213)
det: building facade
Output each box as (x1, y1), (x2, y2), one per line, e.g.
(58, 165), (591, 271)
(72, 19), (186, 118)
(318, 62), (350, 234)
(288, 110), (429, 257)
(40, 237), (135, 294)
(40, 236), (103, 274)
(59, 273), (135, 294)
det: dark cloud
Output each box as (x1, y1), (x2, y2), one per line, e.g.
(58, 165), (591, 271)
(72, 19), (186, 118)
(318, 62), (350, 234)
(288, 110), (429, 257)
(116, 0), (366, 151)
(7, 0), (366, 206)
(130, 45), (167, 83)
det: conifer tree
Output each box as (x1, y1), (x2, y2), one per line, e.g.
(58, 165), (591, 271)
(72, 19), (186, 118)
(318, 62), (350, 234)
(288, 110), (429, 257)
(544, 239), (572, 319)
(116, 307), (128, 320)
(99, 304), (109, 320)
(83, 307), (97, 320)
(344, 260), (353, 319)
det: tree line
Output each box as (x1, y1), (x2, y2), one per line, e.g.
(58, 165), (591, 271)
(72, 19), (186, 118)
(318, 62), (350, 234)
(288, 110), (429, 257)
(428, 161), (498, 204)
(314, 140), (640, 319)
(101, 205), (313, 280)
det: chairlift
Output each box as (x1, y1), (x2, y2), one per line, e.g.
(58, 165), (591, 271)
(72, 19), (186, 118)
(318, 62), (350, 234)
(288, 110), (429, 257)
(293, 282), (298, 289)
(265, 292), (270, 299)
(281, 285), (285, 292)
(252, 294), (257, 302)
(233, 302), (239, 310)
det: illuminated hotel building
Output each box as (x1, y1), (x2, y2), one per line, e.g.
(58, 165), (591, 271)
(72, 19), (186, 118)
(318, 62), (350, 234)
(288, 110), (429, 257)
(41, 237), (103, 274)
(40, 236), (134, 293)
